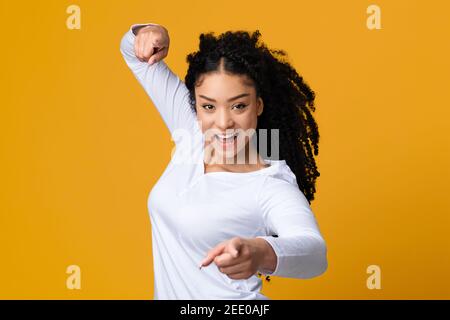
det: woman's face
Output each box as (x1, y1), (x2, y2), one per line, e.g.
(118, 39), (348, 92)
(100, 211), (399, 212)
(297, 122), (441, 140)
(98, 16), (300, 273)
(195, 71), (264, 164)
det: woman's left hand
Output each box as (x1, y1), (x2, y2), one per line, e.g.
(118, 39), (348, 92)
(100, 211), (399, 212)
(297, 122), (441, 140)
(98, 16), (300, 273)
(199, 237), (267, 280)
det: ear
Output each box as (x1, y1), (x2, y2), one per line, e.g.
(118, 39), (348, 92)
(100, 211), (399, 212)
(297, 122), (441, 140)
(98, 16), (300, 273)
(257, 97), (264, 116)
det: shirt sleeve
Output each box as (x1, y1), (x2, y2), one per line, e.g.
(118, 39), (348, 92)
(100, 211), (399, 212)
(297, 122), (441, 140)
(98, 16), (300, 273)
(256, 175), (328, 279)
(119, 23), (197, 138)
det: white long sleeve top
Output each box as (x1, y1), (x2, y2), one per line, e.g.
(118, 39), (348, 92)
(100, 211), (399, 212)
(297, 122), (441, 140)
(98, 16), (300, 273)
(120, 23), (328, 300)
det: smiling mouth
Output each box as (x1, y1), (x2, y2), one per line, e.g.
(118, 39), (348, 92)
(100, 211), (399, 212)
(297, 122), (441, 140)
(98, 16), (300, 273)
(212, 133), (240, 148)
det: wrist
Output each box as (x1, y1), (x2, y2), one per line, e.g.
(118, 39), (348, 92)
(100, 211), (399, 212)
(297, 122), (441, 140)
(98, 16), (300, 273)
(133, 25), (150, 36)
(252, 237), (277, 274)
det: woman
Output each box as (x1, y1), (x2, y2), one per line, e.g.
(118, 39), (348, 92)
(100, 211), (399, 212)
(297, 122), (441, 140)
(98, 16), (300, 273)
(120, 22), (328, 300)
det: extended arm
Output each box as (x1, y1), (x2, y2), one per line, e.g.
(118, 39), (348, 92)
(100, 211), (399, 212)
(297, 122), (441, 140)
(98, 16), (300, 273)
(119, 23), (197, 136)
(256, 176), (328, 279)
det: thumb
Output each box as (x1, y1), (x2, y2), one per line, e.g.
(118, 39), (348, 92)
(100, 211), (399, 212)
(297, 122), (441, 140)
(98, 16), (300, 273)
(148, 47), (168, 65)
(228, 238), (242, 258)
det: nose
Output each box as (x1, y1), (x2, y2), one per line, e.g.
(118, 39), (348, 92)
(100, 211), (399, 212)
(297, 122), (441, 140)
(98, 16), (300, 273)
(215, 108), (235, 130)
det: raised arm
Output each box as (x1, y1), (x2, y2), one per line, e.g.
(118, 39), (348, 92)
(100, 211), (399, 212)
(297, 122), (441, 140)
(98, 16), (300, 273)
(119, 23), (197, 137)
(256, 176), (328, 279)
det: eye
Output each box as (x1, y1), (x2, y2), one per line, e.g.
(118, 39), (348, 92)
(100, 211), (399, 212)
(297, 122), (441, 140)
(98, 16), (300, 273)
(232, 103), (248, 110)
(201, 104), (214, 110)
(201, 103), (247, 111)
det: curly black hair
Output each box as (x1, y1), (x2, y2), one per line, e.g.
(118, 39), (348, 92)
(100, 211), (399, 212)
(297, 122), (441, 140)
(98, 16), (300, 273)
(185, 29), (320, 203)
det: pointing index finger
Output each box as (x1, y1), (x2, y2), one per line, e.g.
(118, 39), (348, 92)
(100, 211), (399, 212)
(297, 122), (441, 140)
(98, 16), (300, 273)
(199, 242), (226, 269)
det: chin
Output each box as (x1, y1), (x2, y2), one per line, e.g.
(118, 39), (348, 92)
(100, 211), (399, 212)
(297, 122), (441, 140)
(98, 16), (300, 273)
(216, 146), (248, 164)
(209, 134), (249, 164)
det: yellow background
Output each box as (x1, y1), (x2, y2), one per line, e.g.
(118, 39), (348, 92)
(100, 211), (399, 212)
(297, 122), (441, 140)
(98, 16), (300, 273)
(1, 0), (449, 299)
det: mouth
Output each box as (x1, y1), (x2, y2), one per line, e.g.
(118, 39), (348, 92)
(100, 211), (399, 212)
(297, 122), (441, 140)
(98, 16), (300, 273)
(214, 132), (239, 147)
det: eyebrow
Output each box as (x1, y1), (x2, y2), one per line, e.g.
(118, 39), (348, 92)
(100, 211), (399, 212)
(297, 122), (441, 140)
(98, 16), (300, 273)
(198, 93), (250, 103)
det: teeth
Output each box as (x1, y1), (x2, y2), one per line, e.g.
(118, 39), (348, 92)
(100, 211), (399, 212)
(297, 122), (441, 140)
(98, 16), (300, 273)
(215, 133), (238, 140)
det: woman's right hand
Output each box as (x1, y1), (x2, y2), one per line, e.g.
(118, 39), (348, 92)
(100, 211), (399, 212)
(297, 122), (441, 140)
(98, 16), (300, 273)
(134, 24), (170, 65)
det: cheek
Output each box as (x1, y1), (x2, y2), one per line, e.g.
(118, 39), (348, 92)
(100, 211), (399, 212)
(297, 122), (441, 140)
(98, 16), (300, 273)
(239, 114), (258, 130)
(196, 113), (212, 133)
